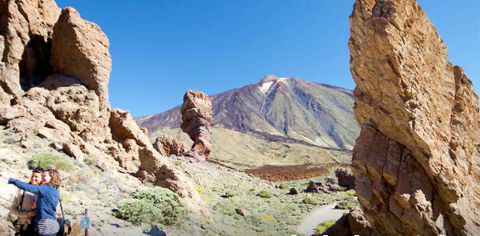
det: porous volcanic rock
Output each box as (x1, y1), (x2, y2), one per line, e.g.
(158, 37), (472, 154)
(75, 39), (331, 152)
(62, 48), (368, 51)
(180, 90), (213, 160)
(349, 0), (480, 235)
(0, 0), (207, 218)
(153, 134), (188, 157)
(305, 178), (340, 194)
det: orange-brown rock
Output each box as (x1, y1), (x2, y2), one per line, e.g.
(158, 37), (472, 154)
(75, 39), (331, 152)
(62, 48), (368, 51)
(180, 90), (213, 160)
(153, 134), (188, 157)
(349, 0), (480, 235)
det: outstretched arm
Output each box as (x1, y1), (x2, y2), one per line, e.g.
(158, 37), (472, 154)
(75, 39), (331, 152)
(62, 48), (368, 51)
(7, 178), (42, 194)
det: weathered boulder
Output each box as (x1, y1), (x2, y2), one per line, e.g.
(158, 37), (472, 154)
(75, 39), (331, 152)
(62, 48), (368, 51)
(349, 0), (480, 235)
(180, 90), (213, 160)
(136, 146), (209, 218)
(153, 134), (188, 157)
(335, 168), (355, 190)
(306, 178), (340, 194)
(321, 208), (374, 236)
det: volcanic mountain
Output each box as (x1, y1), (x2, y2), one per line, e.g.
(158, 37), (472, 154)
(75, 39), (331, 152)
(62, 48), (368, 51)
(136, 75), (359, 150)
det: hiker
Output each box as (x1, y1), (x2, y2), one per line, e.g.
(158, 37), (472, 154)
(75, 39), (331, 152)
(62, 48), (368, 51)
(9, 167), (44, 236)
(1, 169), (61, 236)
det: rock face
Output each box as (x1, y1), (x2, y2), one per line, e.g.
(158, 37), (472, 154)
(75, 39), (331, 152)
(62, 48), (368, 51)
(153, 135), (188, 157)
(180, 90), (213, 160)
(0, 0), (206, 218)
(349, 0), (480, 235)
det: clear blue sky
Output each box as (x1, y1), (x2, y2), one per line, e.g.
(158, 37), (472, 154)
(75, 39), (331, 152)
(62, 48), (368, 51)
(56, 0), (479, 117)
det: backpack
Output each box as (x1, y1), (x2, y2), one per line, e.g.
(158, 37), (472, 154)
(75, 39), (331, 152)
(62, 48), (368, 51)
(56, 198), (72, 236)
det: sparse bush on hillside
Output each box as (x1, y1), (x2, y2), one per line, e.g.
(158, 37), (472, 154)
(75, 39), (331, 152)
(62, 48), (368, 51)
(302, 197), (317, 205)
(117, 187), (188, 226)
(257, 190), (272, 198)
(28, 153), (74, 171)
(315, 220), (335, 233)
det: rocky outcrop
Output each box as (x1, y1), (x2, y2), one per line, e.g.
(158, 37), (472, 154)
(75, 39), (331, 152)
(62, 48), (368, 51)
(335, 168), (355, 190)
(305, 178), (340, 194)
(180, 90), (213, 160)
(51, 7), (111, 110)
(0, 0), (207, 218)
(349, 0), (480, 235)
(321, 208), (373, 236)
(153, 135), (188, 157)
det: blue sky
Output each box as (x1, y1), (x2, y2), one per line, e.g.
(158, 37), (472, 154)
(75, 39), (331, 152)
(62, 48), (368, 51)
(56, 0), (479, 117)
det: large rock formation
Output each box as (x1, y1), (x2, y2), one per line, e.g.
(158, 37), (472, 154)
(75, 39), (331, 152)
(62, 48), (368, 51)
(349, 0), (480, 235)
(0, 0), (207, 218)
(180, 90), (213, 160)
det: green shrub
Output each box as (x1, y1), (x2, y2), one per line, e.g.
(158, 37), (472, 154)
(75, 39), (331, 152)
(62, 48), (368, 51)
(28, 153), (74, 171)
(335, 199), (359, 210)
(315, 220), (335, 233)
(257, 190), (272, 198)
(117, 187), (188, 226)
(302, 197), (316, 205)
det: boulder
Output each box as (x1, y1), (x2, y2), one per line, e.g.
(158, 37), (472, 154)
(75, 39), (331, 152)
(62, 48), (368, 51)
(335, 168), (355, 190)
(349, 0), (480, 235)
(153, 134), (188, 157)
(180, 90), (213, 160)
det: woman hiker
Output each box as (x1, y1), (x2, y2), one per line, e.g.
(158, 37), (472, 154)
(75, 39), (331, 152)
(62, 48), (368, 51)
(1, 168), (61, 236)
(9, 167), (44, 236)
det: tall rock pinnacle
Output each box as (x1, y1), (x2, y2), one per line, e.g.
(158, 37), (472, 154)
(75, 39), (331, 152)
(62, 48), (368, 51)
(349, 0), (480, 235)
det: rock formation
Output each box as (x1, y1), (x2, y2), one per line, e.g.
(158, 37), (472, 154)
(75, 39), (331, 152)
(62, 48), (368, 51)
(349, 0), (480, 235)
(321, 208), (373, 236)
(0, 0), (207, 218)
(153, 134), (188, 157)
(335, 168), (355, 190)
(180, 90), (213, 160)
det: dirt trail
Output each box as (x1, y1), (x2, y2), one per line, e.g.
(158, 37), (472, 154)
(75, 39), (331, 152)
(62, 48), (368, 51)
(296, 202), (348, 236)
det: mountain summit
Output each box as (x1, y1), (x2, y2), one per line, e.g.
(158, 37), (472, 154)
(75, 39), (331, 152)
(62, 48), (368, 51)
(137, 76), (359, 150)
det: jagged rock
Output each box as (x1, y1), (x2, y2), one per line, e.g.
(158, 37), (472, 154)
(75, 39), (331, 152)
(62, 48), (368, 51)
(50, 7), (111, 109)
(0, 0), (208, 218)
(321, 208), (373, 236)
(136, 146), (209, 218)
(180, 90), (213, 160)
(153, 134), (188, 157)
(335, 168), (355, 190)
(306, 178), (340, 194)
(349, 0), (480, 235)
(0, 0), (61, 96)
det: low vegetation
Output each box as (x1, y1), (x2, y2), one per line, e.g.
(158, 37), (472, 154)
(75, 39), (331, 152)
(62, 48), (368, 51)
(117, 187), (188, 226)
(27, 152), (74, 171)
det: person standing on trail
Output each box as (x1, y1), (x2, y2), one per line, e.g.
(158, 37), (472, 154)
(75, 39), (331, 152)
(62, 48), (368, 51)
(1, 169), (61, 236)
(9, 167), (44, 236)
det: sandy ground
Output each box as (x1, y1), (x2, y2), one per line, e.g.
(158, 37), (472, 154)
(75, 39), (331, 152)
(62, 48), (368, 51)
(296, 202), (349, 236)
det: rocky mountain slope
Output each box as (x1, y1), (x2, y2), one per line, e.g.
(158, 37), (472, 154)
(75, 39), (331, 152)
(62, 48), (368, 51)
(137, 75), (359, 150)
(348, 0), (480, 235)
